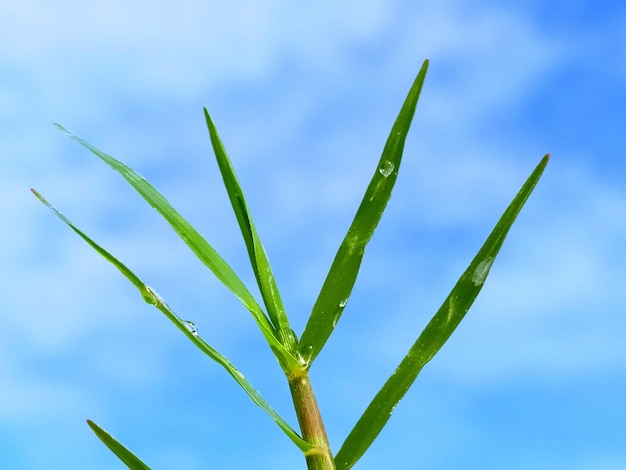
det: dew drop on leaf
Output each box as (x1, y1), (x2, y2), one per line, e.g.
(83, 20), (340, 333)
(298, 345), (313, 367)
(471, 257), (494, 286)
(339, 298), (348, 308)
(142, 285), (160, 305)
(183, 320), (198, 336)
(142, 292), (155, 305)
(378, 160), (394, 177)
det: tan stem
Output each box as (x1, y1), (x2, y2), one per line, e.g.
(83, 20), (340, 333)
(289, 370), (336, 470)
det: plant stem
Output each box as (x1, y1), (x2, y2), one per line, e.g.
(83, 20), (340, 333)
(288, 369), (335, 470)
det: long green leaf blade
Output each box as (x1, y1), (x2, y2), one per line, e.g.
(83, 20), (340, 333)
(31, 190), (313, 452)
(86, 420), (151, 470)
(299, 59), (430, 365)
(204, 109), (292, 346)
(334, 154), (550, 470)
(50, 126), (299, 372)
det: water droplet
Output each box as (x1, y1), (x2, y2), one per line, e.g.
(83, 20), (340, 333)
(378, 160), (394, 177)
(183, 320), (198, 336)
(298, 345), (313, 367)
(332, 312), (341, 328)
(142, 292), (155, 305)
(471, 257), (494, 286)
(142, 285), (164, 306)
(339, 298), (348, 308)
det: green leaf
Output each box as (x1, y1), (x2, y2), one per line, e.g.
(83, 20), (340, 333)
(31, 189), (144, 289)
(334, 154), (550, 470)
(204, 109), (293, 349)
(299, 59), (430, 365)
(86, 420), (151, 470)
(31, 190), (314, 452)
(51, 124), (299, 372)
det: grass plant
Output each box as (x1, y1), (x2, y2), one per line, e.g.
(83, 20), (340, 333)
(33, 58), (549, 469)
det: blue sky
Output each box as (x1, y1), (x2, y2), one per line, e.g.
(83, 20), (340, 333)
(2, 1), (625, 469)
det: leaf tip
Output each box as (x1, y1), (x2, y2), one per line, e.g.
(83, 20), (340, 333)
(53, 122), (75, 138)
(538, 153), (550, 171)
(30, 188), (47, 204)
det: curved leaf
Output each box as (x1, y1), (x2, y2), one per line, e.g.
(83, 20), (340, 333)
(334, 154), (550, 470)
(51, 125), (299, 372)
(204, 109), (293, 350)
(31, 190), (313, 452)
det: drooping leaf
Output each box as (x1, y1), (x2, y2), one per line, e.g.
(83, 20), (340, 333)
(204, 109), (294, 351)
(334, 154), (549, 470)
(86, 420), (151, 470)
(299, 59), (430, 365)
(31, 190), (313, 452)
(50, 126), (299, 372)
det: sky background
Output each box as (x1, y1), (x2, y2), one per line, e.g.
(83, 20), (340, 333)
(2, 1), (625, 469)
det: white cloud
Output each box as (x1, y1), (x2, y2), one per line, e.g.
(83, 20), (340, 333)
(1, 1), (624, 468)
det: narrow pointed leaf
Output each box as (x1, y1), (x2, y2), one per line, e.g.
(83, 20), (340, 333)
(32, 190), (313, 452)
(299, 59), (429, 364)
(334, 154), (549, 470)
(51, 125), (299, 372)
(204, 109), (292, 343)
(86, 420), (151, 470)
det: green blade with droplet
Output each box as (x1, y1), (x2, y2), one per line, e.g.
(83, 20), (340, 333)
(299, 59), (429, 365)
(86, 420), (151, 470)
(31, 190), (313, 452)
(334, 154), (550, 470)
(50, 124), (299, 372)
(204, 109), (292, 345)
